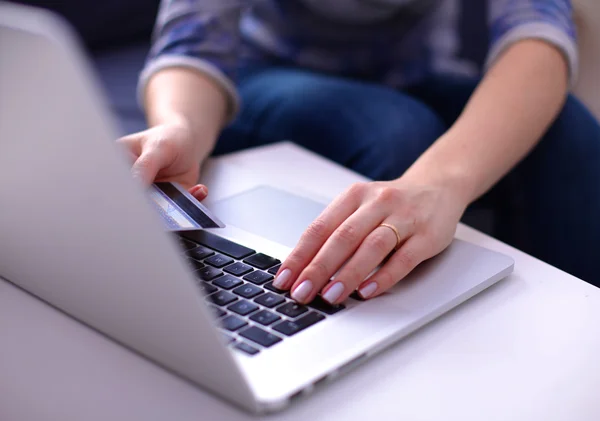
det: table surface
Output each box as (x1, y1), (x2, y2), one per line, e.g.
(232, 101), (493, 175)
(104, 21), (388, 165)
(2, 142), (599, 421)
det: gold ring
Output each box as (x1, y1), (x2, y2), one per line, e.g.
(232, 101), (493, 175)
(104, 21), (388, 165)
(379, 223), (402, 251)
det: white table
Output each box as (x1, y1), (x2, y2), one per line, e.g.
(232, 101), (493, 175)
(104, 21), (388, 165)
(2, 143), (599, 421)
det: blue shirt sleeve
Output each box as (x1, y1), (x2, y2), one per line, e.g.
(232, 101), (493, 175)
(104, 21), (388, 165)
(487, 0), (578, 84)
(138, 0), (249, 120)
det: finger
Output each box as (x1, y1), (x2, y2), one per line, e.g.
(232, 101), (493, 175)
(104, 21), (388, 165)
(117, 133), (144, 165)
(117, 132), (144, 156)
(131, 149), (168, 186)
(274, 183), (367, 291)
(126, 151), (138, 164)
(319, 221), (409, 304)
(356, 236), (433, 300)
(189, 184), (208, 201)
(288, 205), (386, 304)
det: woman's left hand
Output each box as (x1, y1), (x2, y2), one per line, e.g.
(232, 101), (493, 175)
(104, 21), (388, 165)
(272, 178), (469, 304)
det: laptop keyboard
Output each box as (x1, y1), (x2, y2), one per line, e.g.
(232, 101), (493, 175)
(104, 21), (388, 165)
(178, 231), (346, 356)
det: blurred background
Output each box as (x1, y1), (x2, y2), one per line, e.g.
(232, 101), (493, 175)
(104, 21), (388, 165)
(15, 0), (161, 135)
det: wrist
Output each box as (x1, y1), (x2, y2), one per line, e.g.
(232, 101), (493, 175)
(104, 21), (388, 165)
(146, 115), (219, 167)
(145, 68), (228, 136)
(397, 154), (477, 206)
(153, 113), (219, 140)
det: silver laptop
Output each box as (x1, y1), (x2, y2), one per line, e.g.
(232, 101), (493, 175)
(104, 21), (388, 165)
(0, 4), (514, 414)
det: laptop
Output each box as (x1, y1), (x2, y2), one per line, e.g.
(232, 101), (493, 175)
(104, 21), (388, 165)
(0, 3), (514, 414)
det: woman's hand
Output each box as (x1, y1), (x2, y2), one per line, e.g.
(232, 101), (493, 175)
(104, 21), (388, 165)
(118, 123), (209, 201)
(118, 66), (230, 203)
(273, 179), (469, 305)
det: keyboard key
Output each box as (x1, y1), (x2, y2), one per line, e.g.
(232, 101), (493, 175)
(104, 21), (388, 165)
(187, 258), (205, 271)
(205, 254), (234, 268)
(349, 291), (365, 301)
(233, 283), (264, 299)
(221, 315), (248, 331)
(249, 309), (281, 326)
(243, 271), (273, 285)
(243, 253), (281, 270)
(196, 266), (223, 281)
(264, 282), (291, 298)
(276, 302), (309, 318)
(179, 238), (198, 251)
(308, 296), (346, 315)
(228, 300), (259, 316)
(210, 306), (227, 318)
(267, 264), (282, 275)
(240, 326), (282, 348)
(273, 311), (325, 336)
(187, 246), (214, 260)
(181, 231), (255, 259)
(264, 281), (287, 294)
(213, 274), (243, 290)
(201, 283), (218, 295)
(209, 290), (237, 307)
(235, 342), (260, 356)
(255, 292), (286, 308)
(224, 262), (253, 276)
(221, 333), (236, 344)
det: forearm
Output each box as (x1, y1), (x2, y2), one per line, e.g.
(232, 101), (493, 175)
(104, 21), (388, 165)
(402, 39), (569, 203)
(144, 68), (229, 161)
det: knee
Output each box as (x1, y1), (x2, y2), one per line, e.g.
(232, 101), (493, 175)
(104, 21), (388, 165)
(241, 70), (445, 179)
(359, 98), (445, 179)
(282, 91), (444, 179)
(540, 95), (600, 156)
(522, 95), (600, 187)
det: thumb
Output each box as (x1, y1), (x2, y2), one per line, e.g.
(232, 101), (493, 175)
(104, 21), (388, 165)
(131, 149), (166, 185)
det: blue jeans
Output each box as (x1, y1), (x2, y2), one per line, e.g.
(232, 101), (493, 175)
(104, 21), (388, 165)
(215, 68), (600, 286)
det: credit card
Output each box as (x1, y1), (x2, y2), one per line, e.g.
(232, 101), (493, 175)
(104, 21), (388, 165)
(149, 182), (225, 231)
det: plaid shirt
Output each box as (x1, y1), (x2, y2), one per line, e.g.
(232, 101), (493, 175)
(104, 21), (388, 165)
(139, 0), (577, 120)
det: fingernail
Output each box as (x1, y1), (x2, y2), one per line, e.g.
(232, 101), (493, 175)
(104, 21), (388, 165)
(273, 268), (291, 289)
(197, 186), (207, 196)
(358, 282), (378, 299)
(292, 280), (313, 303)
(322, 282), (344, 304)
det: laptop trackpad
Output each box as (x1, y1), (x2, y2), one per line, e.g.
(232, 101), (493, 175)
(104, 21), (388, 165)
(210, 186), (326, 248)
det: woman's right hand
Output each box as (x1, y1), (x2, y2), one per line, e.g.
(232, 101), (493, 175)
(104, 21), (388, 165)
(120, 66), (230, 201)
(117, 123), (210, 201)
